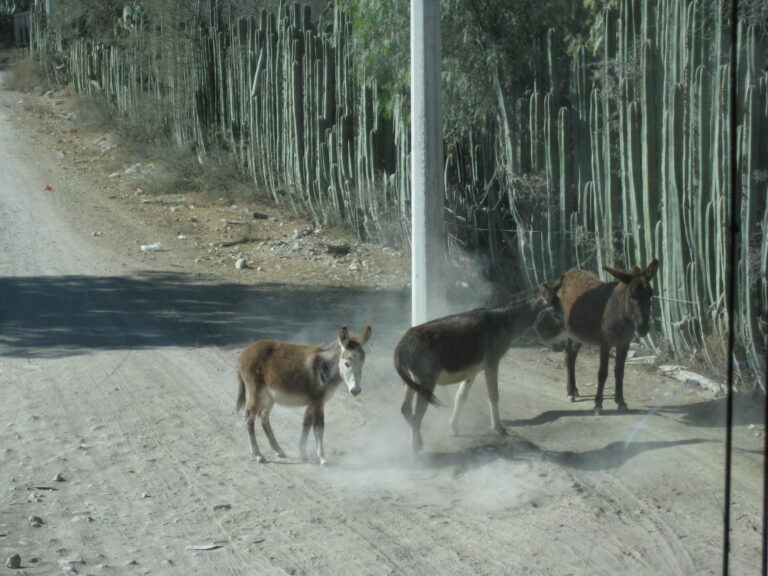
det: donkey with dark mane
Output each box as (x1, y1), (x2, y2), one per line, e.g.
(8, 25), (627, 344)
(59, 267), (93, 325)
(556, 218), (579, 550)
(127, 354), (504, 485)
(235, 325), (372, 464)
(394, 285), (561, 454)
(551, 259), (659, 414)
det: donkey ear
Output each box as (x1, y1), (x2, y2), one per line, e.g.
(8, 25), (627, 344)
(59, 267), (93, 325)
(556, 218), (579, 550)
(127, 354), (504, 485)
(643, 259), (659, 280)
(604, 266), (634, 284)
(358, 325), (372, 345)
(537, 282), (558, 305)
(338, 325), (351, 348)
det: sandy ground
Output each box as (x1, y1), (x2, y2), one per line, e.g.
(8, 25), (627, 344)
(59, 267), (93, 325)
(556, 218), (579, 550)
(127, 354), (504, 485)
(0, 68), (765, 576)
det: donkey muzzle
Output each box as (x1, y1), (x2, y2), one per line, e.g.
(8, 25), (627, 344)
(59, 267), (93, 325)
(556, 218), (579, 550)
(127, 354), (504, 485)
(350, 386), (361, 396)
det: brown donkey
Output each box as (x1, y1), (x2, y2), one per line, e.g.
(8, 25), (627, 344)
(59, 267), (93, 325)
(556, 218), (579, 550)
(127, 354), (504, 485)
(552, 259), (659, 414)
(394, 285), (561, 454)
(235, 325), (372, 464)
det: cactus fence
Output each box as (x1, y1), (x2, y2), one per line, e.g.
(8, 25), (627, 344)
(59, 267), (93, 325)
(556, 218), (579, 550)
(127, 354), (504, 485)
(30, 0), (767, 387)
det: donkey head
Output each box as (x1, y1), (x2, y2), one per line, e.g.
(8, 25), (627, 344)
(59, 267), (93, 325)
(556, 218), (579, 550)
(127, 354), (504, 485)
(535, 281), (567, 350)
(337, 325), (372, 396)
(604, 259), (659, 337)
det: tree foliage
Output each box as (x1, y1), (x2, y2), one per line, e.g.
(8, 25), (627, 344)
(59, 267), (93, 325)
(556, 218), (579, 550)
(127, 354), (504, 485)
(339, 0), (594, 142)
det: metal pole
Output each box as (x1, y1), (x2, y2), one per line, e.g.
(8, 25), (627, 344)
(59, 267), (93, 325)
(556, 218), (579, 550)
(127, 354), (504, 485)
(410, 0), (444, 326)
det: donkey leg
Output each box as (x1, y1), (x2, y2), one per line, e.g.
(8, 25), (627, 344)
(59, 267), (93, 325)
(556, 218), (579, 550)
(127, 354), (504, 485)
(449, 377), (475, 436)
(299, 406), (313, 462)
(594, 343), (611, 415)
(410, 392), (432, 455)
(484, 363), (507, 435)
(400, 386), (415, 426)
(312, 405), (327, 465)
(564, 340), (582, 402)
(613, 343), (629, 410)
(245, 411), (266, 463)
(244, 388), (268, 462)
(259, 397), (286, 458)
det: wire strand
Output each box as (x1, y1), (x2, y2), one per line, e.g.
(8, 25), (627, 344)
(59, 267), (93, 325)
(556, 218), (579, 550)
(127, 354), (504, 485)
(763, 350), (768, 576)
(723, 0), (739, 573)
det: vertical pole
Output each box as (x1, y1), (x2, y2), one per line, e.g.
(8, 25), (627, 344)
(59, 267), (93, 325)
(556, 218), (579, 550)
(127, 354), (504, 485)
(410, 0), (444, 326)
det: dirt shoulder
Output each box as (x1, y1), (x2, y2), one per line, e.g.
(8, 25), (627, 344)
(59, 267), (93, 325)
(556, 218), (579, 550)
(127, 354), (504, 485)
(0, 77), (410, 291)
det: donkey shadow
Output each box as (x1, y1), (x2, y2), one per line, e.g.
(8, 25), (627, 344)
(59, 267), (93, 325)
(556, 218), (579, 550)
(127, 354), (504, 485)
(419, 434), (714, 473)
(656, 395), (765, 429)
(502, 404), (647, 428)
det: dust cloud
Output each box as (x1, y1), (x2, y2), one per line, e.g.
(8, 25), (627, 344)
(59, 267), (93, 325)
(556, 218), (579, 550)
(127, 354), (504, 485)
(228, 262), (578, 512)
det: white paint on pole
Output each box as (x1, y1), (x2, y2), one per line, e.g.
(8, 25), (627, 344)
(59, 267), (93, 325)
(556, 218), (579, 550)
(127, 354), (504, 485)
(410, 0), (444, 326)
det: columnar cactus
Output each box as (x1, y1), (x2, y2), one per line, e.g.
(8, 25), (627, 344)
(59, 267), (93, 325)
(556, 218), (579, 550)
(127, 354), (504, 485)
(30, 0), (767, 385)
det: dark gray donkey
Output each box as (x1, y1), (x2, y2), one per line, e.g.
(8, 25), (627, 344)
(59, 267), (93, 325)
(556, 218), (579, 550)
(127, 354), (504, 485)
(551, 259), (659, 414)
(394, 285), (561, 454)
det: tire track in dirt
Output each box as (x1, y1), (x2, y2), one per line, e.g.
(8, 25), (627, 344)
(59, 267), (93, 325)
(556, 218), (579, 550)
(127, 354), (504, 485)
(73, 349), (287, 576)
(555, 468), (699, 575)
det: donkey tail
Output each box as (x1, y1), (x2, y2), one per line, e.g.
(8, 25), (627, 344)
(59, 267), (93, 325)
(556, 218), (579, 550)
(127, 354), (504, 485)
(235, 372), (246, 414)
(394, 352), (443, 407)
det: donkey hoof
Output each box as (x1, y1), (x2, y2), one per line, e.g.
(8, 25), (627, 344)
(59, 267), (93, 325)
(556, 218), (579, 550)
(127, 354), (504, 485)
(449, 426), (460, 437)
(593, 405), (603, 416)
(319, 458), (328, 466)
(567, 394), (576, 403)
(275, 451), (287, 459)
(493, 426), (508, 436)
(255, 455), (267, 464)
(616, 403), (628, 412)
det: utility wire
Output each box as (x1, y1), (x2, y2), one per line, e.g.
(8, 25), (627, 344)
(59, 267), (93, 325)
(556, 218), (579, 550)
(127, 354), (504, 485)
(763, 350), (767, 576)
(723, 0), (739, 574)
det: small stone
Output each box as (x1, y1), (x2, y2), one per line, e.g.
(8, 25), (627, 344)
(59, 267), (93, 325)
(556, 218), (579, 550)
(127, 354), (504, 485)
(235, 258), (247, 270)
(5, 554), (21, 569)
(54, 472), (66, 482)
(141, 492), (151, 499)
(59, 554), (85, 567)
(29, 515), (44, 527)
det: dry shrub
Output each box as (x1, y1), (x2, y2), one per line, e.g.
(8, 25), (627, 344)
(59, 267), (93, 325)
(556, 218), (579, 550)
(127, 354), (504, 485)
(72, 94), (117, 131)
(73, 91), (259, 202)
(4, 57), (48, 92)
(145, 147), (254, 201)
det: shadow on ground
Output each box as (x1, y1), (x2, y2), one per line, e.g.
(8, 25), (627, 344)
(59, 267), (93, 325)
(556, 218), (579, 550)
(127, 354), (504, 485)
(655, 395), (766, 428)
(503, 406), (646, 427)
(0, 272), (410, 358)
(420, 434), (715, 473)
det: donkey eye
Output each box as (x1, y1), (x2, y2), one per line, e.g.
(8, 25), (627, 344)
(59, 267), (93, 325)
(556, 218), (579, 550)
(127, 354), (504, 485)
(344, 360), (352, 368)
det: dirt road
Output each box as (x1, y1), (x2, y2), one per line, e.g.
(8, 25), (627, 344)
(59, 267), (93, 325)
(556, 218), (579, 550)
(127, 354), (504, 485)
(0, 75), (764, 575)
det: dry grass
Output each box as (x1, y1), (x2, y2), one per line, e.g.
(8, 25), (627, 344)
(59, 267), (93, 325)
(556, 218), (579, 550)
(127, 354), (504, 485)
(73, 92), (259, 202)
(4, 56), (48, 92)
